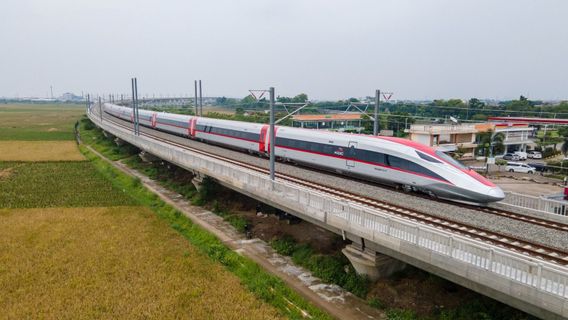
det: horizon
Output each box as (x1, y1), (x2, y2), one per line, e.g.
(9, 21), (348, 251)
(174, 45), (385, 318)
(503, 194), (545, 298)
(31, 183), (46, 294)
(1, 0), (567, 101)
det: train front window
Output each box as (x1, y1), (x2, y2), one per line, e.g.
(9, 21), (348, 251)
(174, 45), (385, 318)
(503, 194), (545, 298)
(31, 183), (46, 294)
(416, 151), (442, 163)
(435, 151), (467, 169)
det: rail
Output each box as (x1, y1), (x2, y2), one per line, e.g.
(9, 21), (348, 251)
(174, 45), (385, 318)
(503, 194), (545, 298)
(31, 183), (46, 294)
(89, 107), (568, 318)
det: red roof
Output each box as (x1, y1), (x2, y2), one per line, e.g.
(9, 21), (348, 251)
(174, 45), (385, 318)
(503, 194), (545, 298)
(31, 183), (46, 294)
(292, 114), (362, 121)
(488, 116), (568, 125)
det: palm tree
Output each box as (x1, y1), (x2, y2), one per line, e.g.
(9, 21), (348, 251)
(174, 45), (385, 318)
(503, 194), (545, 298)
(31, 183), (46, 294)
(561, 138), (568, 157)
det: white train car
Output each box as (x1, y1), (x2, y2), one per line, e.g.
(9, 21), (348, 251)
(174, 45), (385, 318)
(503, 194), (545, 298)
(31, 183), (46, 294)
(102, 103), (504, 203)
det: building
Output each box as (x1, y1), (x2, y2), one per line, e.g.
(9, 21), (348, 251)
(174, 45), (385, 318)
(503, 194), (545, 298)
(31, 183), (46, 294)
(477, 122), (535, 155)
(405, 122), (535, 159)
(405, 124), (478, 159)
(292, 114), (364, 132)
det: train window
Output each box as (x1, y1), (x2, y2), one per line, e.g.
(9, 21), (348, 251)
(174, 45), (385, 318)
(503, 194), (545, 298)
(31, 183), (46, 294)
(387, 155), (410, 170)
(435, 151), (467, 169)
(349, 145), (356, 157)
(416, 151), (442, 163)
(323, 145), (334, 155)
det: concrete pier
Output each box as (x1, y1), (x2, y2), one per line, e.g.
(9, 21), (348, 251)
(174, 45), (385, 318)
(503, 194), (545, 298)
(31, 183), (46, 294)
(342, 244), (406, 281)
(139, 151), (160, 163)
(114, 137), (126, 146)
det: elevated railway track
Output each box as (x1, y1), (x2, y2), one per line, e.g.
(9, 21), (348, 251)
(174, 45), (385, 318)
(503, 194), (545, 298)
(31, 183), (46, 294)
(89, 104), (568, 319)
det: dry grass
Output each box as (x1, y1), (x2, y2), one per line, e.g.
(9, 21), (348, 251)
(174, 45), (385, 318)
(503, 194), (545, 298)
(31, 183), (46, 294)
(0, 206), (283, 320)
(0, 141), (85, 161)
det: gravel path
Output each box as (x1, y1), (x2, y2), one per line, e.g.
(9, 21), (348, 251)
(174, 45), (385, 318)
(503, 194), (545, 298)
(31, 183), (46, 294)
(104, 113), (568, 251)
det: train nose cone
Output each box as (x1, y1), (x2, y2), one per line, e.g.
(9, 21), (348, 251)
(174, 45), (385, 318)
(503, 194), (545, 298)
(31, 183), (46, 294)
(486, 187), (505, 202)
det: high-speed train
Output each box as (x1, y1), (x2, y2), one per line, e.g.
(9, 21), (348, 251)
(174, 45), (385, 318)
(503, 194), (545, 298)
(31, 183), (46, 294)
(103, 103), (505, 203)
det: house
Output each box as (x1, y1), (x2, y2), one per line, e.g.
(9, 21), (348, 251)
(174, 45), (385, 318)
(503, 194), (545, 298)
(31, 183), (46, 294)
(405, 124), (478, 159)
(476, 122), (535, 156)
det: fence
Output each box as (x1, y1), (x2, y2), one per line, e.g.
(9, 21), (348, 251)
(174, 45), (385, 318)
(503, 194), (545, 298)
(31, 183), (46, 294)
(89, 107), (568, 318)
(501, 191), (568, 217)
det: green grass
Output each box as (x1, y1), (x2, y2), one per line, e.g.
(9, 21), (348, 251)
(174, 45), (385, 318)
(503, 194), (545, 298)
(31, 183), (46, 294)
(0, 103), (85, 140)
(0, 161), (137, 208)
(78, 145), (332, 319)
(271, 236), (370, 298)
(79, 117), (140, 160)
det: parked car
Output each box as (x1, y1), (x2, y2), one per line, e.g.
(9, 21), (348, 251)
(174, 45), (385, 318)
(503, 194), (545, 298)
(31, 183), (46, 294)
(514, 151), (527, 160)
(529, 162), (547, 172)
(503, 153), (521, 161)
(505, 162), (536, 174)
(527, 151), (542, 159)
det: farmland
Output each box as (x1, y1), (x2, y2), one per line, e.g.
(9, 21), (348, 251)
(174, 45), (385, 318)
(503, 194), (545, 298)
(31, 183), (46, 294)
(0, 141), (84, 161)
(0, 161), (136, 208)
(0, 206), (283, 320)
(0, 103), (84, 140)
(0, 103), (323, 319)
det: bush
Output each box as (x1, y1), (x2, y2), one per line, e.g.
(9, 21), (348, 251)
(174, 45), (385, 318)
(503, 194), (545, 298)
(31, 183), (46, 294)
(271, 237), (370, 298)
(367, 297), (385, 310)
(543, 147), (560, 158)
(495, 159), (508, 166)
(386, 309), (417, 320)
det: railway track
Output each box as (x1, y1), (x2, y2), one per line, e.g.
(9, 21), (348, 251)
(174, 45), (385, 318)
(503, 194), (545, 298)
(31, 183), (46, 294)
(99, 113), (568, 266)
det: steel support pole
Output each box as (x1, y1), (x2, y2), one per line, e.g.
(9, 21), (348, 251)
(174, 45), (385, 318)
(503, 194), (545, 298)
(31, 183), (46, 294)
(134, 78), (139, 135)
(269, 87), (275, 181)
(374, 89), (380, 136)
(199, 80), (203, 116)
(131, 78), (136, 134)
(98, 97), (102, 122)
(194, 80), (198, 116)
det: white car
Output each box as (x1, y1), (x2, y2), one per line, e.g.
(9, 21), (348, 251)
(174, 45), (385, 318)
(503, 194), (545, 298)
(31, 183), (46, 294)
(506, 162), (535, 174)
(514, 151), (527, 160)
(527, 151), (542, 159)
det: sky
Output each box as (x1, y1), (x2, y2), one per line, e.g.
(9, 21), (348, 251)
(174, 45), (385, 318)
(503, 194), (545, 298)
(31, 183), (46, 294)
(0, 0), (567, 101)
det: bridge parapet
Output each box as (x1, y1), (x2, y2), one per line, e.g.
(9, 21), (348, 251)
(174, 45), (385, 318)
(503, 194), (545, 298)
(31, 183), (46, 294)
(88, 109), (568, 319)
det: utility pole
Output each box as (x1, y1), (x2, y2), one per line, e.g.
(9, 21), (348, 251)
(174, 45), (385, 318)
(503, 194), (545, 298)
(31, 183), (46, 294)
(269, 87), (275, 181)
(86, 94), (90, 114)
(131, 78), (137, 134)
(194, 80), (198, 116)
(134, 78), (139, 135)
(374, 89), (380, 136)
(98, 96), (102, 122)
(199, 80), (203, 116)
(50, 85), (53, 99)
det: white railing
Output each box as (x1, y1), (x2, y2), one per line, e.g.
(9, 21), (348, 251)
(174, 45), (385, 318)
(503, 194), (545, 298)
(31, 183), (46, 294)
(408, 124), (478, 134)
(90, 107), (568, 318)
(501, 191), (568, 217)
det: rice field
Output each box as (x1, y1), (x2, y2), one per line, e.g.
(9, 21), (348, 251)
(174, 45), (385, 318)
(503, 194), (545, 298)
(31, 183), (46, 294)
(0, 141), (85, 161)
(0, 206), (283, 320)
(0, 103), (84, 140)
(0, 161), (136, 208)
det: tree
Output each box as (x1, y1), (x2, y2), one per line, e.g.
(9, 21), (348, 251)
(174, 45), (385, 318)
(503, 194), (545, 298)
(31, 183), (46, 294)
(235, 107), (245, 115)
(277, 96), (292, 103)
(492, 132), (505, 155)
(468, 98), (485, 109)
(561, 138), (568, 157)
(241, 95), (257, 104)
(291, 93), (308, 103)
(476, 130), (505, 157)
